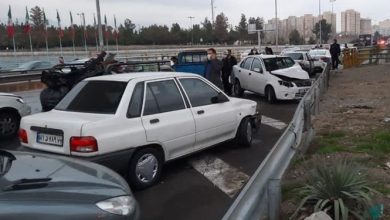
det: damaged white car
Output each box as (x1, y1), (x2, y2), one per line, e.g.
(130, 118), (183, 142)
(232, 55), (312, 103)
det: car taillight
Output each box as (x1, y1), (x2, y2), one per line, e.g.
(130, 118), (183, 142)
(320, 57), (328, 61)
(70, 136), (98, 153)
(18, 129), (28, 143)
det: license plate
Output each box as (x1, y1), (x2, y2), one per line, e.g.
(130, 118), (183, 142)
(37, 133), (63, 147)
(299, 88), (309, 93)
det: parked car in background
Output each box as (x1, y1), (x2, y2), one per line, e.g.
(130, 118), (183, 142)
(12, 61), (53, 73)
(232, 55), (312, 103)
(0, 150), (139, 220)
(20, 72), (261, 189)
(0, 93), (31, 139)
(172, 50), (208, 76)
(281, 51), (315, 77)
(280, 47), (301, 55)
(308, 49), (331, 73)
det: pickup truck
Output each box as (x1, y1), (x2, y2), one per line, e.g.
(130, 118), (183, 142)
(172, 50), (207, 77)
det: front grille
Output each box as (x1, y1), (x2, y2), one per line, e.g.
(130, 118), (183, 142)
(294, 80), (312, 87)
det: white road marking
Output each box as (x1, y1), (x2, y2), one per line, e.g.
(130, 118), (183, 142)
(261, 116), (287, 130)
(189, 156), (249, 198)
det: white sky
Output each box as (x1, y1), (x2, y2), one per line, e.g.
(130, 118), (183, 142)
(0, 0), (387, 32)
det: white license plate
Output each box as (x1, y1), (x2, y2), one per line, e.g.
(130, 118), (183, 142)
(37, 133), (63, 146)
(299, 88), (309, 93)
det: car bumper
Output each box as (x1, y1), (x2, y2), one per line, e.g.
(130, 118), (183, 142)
(276, 87), (311, 100)
(20, 146), (136, 173)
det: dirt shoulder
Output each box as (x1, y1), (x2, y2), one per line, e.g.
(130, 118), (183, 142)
(282, 65), (390, 219)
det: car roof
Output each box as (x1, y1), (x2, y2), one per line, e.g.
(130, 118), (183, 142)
(85, 72), (200, 82)
(247, 54), (286, 59)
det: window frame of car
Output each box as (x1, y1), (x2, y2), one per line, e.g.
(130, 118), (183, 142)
(242, 57), (254, 70)
(176, 76), (230, 108)
(127, 82), (144, 118)
(250, 58), (264, 73)
(140, 78), (189, 117)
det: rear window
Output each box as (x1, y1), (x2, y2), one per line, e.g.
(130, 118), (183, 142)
(55, 80), (127, 114)
(309, 50), (327, 56)
(285, 53), (304, 60)
(263, 57), (295, 72)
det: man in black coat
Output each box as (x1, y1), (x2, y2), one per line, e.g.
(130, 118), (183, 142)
(221, 49), (237, 95)
(330, 39), (341, 70)
(205, 48), (223, 89)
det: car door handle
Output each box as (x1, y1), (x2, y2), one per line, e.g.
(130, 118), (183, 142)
(249, 72), (252, 75)
(150, 119), (159, 124)
(239, 70), (241, 72)
(197, 110), (205, 115)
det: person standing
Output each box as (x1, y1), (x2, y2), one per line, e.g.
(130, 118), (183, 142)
(204, 48), (223, 89)
(222, 49), (237, 95)
(330, 39), (341, 70)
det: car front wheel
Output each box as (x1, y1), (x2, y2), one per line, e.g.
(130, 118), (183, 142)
(235, 117), (253, 147)
(265, 86), (277, 103)
(0, 112), (20, 139)
(128, 147), (163, 190)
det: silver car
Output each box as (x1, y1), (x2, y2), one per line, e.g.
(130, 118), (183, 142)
(0, 93), (31, 139)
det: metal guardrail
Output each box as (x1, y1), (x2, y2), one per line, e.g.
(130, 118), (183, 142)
(222, 64), (331, 220)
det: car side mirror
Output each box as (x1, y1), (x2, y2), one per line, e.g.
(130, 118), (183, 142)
(253, 68), (263, 73)
(0, 150), (16, 178)
(211, 93), (229, 104)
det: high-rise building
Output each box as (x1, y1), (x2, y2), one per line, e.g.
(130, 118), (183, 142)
(377, 19), (390, 35)
(303, 14), (316, 41)
(360, 18), (372, 35)
(322, 11), (337, 34)
(341, 9), (361, 36)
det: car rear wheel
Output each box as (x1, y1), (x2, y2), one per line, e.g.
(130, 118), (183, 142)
(235, 117), (253, 147)
(265, 86), (277, 103)
(233, 80), (244, 97)
(128, 147), (163, 190)
(0, 112), (20, 139)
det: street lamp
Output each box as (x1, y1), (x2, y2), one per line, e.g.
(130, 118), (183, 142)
(188, 16), (195, 45)
(319, 0), (322, 44)
(275, 0), (278, 47)
(96, 0), (104, 50)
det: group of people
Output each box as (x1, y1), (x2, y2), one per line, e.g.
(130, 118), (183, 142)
(204, 48), (237, 95)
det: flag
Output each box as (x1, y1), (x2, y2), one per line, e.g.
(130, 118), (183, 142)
(43, 9), (48, 38)
(7, 5), (15, 39)
(57, 10), (64, 38)
(113, 15), (119, 39)
(82, 13), (88, 40)
(104, 14), (109, 39)
(69, 11), (75, 39)
(23, 6), (31, 34)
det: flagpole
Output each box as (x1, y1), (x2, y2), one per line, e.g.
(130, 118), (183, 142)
(12, 36), (16, 55)
(59, 36), (63, 56)
(73, 38), (76, 57)
(45, 38), (49, 57)
(29, 33), (33, 55)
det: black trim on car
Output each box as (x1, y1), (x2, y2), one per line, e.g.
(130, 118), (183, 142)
(30, 126), (64, 136)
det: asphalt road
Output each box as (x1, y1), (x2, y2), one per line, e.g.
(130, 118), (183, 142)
(1, 90), (298, 220)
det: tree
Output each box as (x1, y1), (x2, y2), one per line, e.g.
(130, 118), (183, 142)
(29, 6), (44, 28)
(214, 13), (229, 43)
(373, 31), (381, 42)
(312, 19), (332, 44)
(201, 17), (213, 43)
(289, 29), (303, 45)
(236, 14), (248, 41)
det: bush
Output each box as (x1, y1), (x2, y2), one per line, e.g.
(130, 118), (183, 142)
(291, 160), (379, 220)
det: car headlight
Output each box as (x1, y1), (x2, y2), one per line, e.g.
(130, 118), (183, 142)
(278, 80), (294, 88)
(96, 195), (136, 216)
(16, 98), (25, 104)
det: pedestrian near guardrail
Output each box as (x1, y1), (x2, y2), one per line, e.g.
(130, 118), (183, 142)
(330, 39), (341, 70)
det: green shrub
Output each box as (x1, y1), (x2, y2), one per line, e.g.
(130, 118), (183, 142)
(291, 160), (378, 220)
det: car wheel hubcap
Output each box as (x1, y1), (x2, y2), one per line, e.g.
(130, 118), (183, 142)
(0, 117), (16, 136)
(135, 154), (158, 183)
(246, 122), (252, 142)
(235, 83), (240, 94)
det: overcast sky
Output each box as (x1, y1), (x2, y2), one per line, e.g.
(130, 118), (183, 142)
(0, 0), (388, 32)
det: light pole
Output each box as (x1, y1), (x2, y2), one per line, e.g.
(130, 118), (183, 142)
(96, 0), (104, 50)
(330, 0), (336, 36)
(188, 16), (194, 45)
(275, 0), (278, 47)
(319, 0), (322, 44)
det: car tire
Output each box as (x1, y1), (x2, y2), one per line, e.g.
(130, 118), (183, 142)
(0, 111), (20, 139)
(235, 117), (253, 148)
(234, 80), (244, 97)
(265, 86), (277, 103)
(128, 147), (163, 190)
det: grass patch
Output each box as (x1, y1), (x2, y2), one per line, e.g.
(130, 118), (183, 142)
(282, 182), (303, 201)
(314, 130), (348, 154)
(372, 184), (390, 195)
(353, 130), (390, 157)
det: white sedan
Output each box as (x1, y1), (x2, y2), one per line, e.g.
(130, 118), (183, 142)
(232, 55), (312, 103)
(0, 93), (31, 139)
(20, 72), (260, 189)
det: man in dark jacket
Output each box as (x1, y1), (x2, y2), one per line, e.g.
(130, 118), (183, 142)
(221, 49), (237, 95)
(205, 48), (223, 89)
(330, 39), (341, 70)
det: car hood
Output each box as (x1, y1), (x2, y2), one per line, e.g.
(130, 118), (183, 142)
(0, 151), (130, 202)
(270, 66), (309, 80)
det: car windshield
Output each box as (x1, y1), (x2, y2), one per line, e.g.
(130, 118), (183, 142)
(285, 53), (304, 60)
(263, 57), (295, 72)
(55, 80), (127, 114)
(309, 50), (327, 56)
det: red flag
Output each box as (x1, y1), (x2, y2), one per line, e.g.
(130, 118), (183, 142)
(7, 6), (15, 39)
(23, 6), (31, 34)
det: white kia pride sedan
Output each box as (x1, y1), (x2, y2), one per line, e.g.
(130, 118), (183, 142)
(19, 72), (260, 189)
(232, 55), (312, 103)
